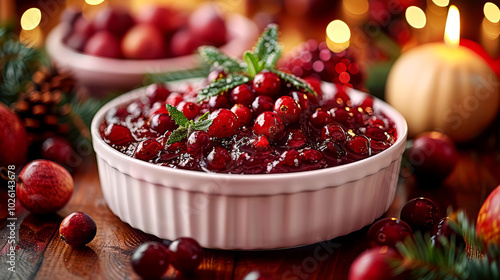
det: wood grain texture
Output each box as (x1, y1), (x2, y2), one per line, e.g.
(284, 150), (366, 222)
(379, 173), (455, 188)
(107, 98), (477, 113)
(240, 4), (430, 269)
(0, 142), (499, 280)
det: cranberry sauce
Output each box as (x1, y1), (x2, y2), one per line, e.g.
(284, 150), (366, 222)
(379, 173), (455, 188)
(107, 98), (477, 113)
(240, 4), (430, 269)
(100, 76), (397, 174)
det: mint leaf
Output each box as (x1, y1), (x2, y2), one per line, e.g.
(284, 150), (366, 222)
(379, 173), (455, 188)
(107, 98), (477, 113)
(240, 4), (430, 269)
(167, 127), (188, 144)
(198, 46), (245, 73)
(191, 119), (212, 131)
(243, 51), (261, 77)
(197, 111), (210, 121)
(253, 24), (282, 69)
(270, 69), (317, 97)
(197, 74), (250, 102)
(166, 104), (189, 127)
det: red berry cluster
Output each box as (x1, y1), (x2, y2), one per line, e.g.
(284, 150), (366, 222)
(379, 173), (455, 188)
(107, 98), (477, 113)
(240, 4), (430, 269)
(279, 40), (363, 89)
(131, 237), (203, 279)
(100, 70), (396, 174)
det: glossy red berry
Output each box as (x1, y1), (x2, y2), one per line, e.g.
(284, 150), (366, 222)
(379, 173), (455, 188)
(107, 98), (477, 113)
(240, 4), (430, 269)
(168, 237), (204, 272)
(284, 129), (307, 149)
(207, 93), (230, 111)
(178, 101), (200, 120)
(231, 84), (255, 106)
(408, 132), (458, 180)
(348, 246), (406, 280)
(367, 218), (413, 248)
(208, 109), (240, 138)
(243, 271), (275, 280)
(290, 91), (309, 111)
(431, 217), (465, 249)
(207, 68), (227, 83)
(206, 147), (231, 170)
(103, 123), (134, 145)
(131, 241), (170, 279)
(253, 135), (270, 150)
(300, 148), (323, 163)
(231, 104), (253, 126)
(253, 71), (281, 97)
(41, 137), (76, 167)
(59, 211), (97, 247)
(251, 95), (275, 116)
(274, 96), (302, 123)
(309, 109), (331, 129)
(186, 131), (212, 155)
(149, 113), (178, 134)
(347, 135), (370, 155)
(400, 197), (440, 232)
(320, 124), (346, 142)
(166, 92), (184, 106)
(145, 84), (170, 103)
(254, 111), (285, 140)
(281, 149), (301, 167)
(135, 140), (163, 160)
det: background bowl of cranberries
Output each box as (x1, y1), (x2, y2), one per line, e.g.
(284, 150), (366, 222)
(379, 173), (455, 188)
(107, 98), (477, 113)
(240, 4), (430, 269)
(46, 5), (258, 93)
(90, 78), (407, 250)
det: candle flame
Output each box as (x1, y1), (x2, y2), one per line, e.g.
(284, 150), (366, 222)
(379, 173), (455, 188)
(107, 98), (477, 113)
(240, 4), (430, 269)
(444, 5), (460, 47)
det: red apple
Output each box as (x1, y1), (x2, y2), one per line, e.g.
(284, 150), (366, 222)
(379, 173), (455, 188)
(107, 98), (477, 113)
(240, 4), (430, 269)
(0, 102), (28, 167)
(349, 247), (407, 280)
(73, 16), (95, 39)
(17, 160), (74, 214)
(84, 31), (121, 58)
(188, 3), (227, 46)
(136, 6), (187, 33)
(408, 131), (458, 181)
(121, 24), (166, 59)
(477, 184), (500, 246)
(93, 7), (134, 37)
(170, 28), (202, 57)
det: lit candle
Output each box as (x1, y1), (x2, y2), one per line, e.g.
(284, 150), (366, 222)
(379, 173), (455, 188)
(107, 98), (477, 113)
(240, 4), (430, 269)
(386, 6), (500, 142)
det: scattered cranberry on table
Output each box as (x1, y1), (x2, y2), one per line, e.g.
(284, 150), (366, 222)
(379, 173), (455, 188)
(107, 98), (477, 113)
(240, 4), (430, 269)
(59, 211), (97, 247)
(243, 271), (275, 280)
(168, 237), (204, 273)
(400, 197), (440, 233)
(348, 246), (407, 280)
(17, 160), (74, 214)
(131, 241), (170, 279)
(367, 217), (413, 248)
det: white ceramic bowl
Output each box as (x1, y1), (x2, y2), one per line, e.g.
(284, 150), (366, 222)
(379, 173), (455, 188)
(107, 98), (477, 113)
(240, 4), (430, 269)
(91, 82), (408, 250)
(46, 14), (258, 94)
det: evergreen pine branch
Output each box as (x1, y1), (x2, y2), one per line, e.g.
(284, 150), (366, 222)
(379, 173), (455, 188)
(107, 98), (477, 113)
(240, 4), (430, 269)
(144, 64), (211, 85)
(252, 24), (281, 68)
(196, 74), (250, 102)
(269, 69), (317, 96)
(198, 46), (245, 73)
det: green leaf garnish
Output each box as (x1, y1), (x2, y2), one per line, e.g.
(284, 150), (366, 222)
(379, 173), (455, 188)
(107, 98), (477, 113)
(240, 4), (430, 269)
(196, 74), (250, 102)
(198, 46), (245, 73)
(165, 105), (213, 144)
(269, 69), (316, 96)
(196, 23), (316, 102)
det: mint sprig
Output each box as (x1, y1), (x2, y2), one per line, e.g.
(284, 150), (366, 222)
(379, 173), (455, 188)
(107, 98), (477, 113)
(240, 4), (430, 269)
(196, 24), (317, 102)
(166, 105), (213, 144)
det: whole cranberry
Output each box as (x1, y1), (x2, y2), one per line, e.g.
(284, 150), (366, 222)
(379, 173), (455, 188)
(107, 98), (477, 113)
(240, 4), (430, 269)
(300, 148), (323, 163)
(149, 113), (178, 134)
(309, 109), (332, 129)
(168, 237), (204, 272)
(347, 135), (370, 155)
(135, 140), (163, 161)
(251, 96), (275, 116)
(207, 93), (230, 111)
(206, 147), (231, 170)
(42, 137), (76, 167)
(17, 160), (74, 214)
(431, 217), (465, 249)
(207, 109), (240, 138)
(170, 28), (203, 57)
(178, 102), (200, 120)
(253, 135), (270, 150)
(187, 131), (212, 155)
(274, 96), (302, 123)
(83, 31), (121, 58)
(254, 112), (285, 140)
(145, 84), (170, 103)
(284, 129), (307, 149)
(131, 241), (170, 279)
(137, 6), (186, 32)
(281, 149), (301, 167)
(243, 271), (275, 280)
(231, 104), (253, 126)
(348, 247), (407, 280)
(400, 197), (440, 233)
(166, 92), (184, 106)
(231, 84), (255, 106)
(320, 124), (346, 142)
(253, 71), (281, 97)
(207, 68), (227, 83)
(367, 218), (413, 248)
(93, 7), (134, 37)
(121, 24), (166, 59)
(0, 102), (28, 166)
(188, 3), (227, 46)
(408, 132), (458, 180)
(290, 91), (309, 112)
(59, 211), (97, 247)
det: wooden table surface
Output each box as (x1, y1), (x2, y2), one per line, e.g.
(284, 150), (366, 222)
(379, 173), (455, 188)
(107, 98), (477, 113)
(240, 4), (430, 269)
(1, 129), (500, 280)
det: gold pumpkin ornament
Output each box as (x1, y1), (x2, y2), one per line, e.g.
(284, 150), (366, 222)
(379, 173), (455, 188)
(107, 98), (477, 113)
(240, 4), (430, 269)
(386, 43), (499, 142)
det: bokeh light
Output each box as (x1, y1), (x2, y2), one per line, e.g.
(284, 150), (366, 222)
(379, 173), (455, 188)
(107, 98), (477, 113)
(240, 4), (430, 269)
(326, 20), (351, 53)
(343, 0), (369, 16)
(484, 2), (500, 23)
(85, 0), (105, 5)
(405, 6), (427, 29)
(20, 8), (42, 31)
(431, 0), (449, 8)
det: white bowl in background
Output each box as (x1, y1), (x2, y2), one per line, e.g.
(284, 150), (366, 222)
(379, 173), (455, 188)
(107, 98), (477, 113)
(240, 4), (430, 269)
(46, 14), (258, 94)
(91, 82), (408, 249)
